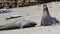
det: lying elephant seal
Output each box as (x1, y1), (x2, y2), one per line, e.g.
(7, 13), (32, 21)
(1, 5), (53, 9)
(0, 8), (11, 14)
(41, 4), (59, 26)
(0, 19), (37, 31)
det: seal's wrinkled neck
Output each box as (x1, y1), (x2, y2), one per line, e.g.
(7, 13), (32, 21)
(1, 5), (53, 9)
(43, 4), (50, 16)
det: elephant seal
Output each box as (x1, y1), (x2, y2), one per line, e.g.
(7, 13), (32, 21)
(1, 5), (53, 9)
(0, 8), (11, 14)
(0, 19), (37, 31)
(41, 4), (59, 26)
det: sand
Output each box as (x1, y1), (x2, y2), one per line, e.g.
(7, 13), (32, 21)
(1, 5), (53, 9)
(0, 1), (60, 34)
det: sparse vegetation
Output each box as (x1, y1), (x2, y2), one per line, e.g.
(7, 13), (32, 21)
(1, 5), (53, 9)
(0, 0), (60, 8)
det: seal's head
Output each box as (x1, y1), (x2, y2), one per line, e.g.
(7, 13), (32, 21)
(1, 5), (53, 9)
(30, 22), (37, 26)
(43, 4), (50, 16)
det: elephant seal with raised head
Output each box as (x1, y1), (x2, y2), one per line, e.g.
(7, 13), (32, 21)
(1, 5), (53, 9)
(0, 19), (37, 31)
(41, 4), (59, 26)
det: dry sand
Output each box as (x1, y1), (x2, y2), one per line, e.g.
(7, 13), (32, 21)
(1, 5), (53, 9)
(0, 2), (60, 34)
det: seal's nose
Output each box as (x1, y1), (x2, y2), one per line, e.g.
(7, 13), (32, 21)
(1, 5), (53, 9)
(31, 22), (37, 26)
(34, 23), (37, 25)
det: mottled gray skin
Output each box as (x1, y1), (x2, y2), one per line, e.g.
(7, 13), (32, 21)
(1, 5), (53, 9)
(41, 4), (59, 26)
(0, 19), (37, 31)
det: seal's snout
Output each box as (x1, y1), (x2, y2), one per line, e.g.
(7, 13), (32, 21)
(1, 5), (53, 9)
(34, 23), (37, 25)
(31, 22), (37, 26)
(43, 4), (48, 12)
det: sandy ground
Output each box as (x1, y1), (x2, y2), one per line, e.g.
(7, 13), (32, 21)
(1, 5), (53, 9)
(0, 2), (60, 34)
